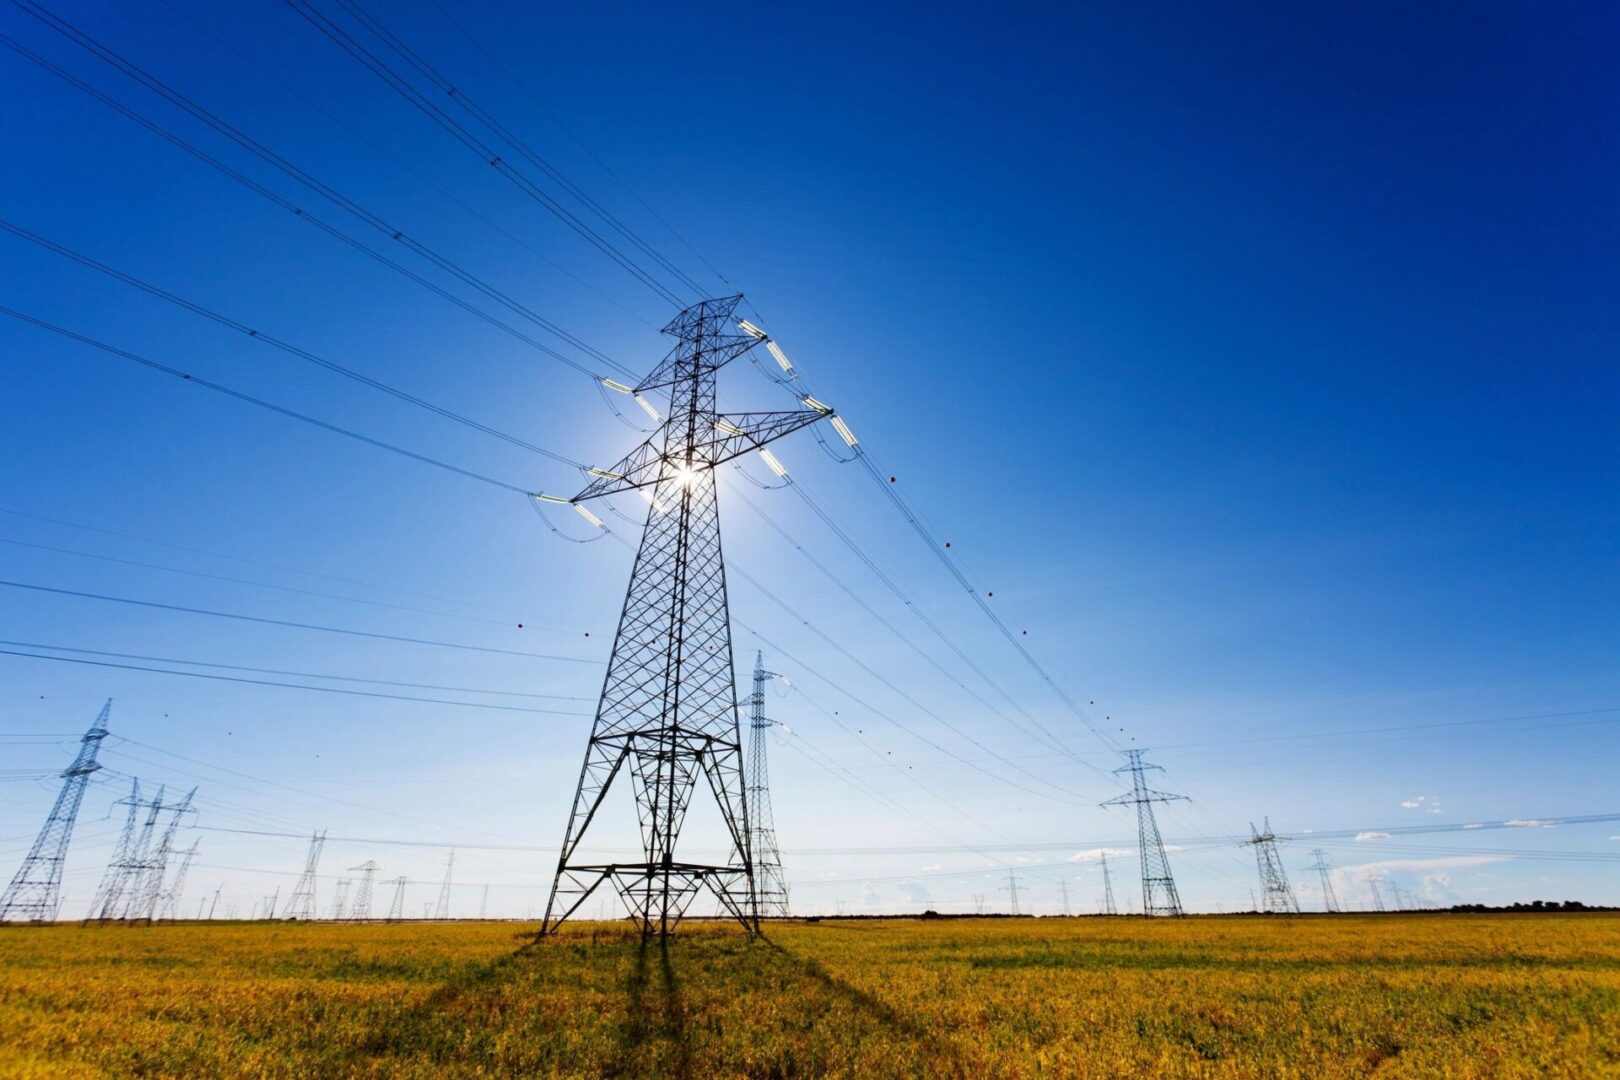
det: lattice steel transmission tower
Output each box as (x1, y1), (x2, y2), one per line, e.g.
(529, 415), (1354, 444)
(89, 781), (169, 921)
(1102, 750), (1186, 916)
(1, 700), (111, 921)
(746, 653), (790, 919)
(328, 879), (352, 921)
(386, 876), (407, 922)
(162, 840), (200, 920)
(285, 830), (326, 920)
(130, 787), (196, 922)
(348, 861), (379, 920)
(1001, 870), (1022, 916)
(1307, 848), (1340, 913)
(1246, 819), (1300, 914)
(542, 295), (830, 939)
(1100, 851), (1119, 916)
(435, 850), (454, 920)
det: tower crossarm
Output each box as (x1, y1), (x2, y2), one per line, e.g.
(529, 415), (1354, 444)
(1101, 788), (1187, 807)
(572, 408), (829, 502)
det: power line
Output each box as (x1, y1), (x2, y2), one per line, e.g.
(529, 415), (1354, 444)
(0, 534), (584, 635)
(1, 305), (539, 495)
(285, 0), (690, 308)
(0, 505), (559, 625)
(0, 20), (620, 378)
(0, 579), (601, 663)
(0, 647), (589, 715)
(0, 217), (584, 468)
(0, 639), (590, 702)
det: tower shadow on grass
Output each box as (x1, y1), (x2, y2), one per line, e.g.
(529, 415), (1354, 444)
(611, 935), (692, 1079)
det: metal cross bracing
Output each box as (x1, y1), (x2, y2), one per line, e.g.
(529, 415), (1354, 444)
(285, 830), (326, 920)
(0, 700), (111, 922)
(542, 295), (830, 940)
(1100, 851), (1118, 916)
(1246, 818), (1300, 914)
(86, 781), (194, 922)
(349, 861), (380, 921)
(1101, 749), (1187, 917)
(1307, 848), (1341, 913)
(747, 652), (790, 920)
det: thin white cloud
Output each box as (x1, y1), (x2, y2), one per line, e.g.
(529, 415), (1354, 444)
(1505, 819), (1553, 828)
(1401, 800), (1422, 809)
(1463, 823), (1485, 830)
(920, 864), (941, 872)
(1065, 846), (1132, 864)
(1355, 831), (1391, 841)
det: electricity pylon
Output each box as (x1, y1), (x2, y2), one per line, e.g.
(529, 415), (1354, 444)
(1058, 880), (1071, 916)
(285, 830), (326, 920)
(1100, 851), (1118, 916)
(386, 877), (407, 922)
(262, 885), (279, 921)
(1246, 819), (1300, 914)
(89, 781), (167, 921)
(130, 787), (196, 922)
(542, 295), (830, 939)
(329, 879), (351, 921)
(1001, 870), (1022, 916)
(1307, 849), (1340, 913)
(1102, 750), (1186, 916)
(348, 861), (379, 920)
(434, 850), (454, 919)
(1, 700), (111, 921)
(162, 840), (199, 920)
(747, 653), (790, 920)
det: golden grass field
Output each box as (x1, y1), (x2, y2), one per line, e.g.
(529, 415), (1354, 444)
(2, 913), (1617, 1078)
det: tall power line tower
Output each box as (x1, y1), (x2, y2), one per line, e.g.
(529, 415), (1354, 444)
(1100, 852), (1119, 916)
(348, 861), (380, 921)
(434, 850), (455, 920)
(162, 840), (200, 920)
(329, 879), (351, 921)
(285, 830), (326, 920)
(1307, 849), (1340, 913)
(746, 653), (790, 920)
(1, 700), (112, 921)
(89, 782), (173, 921)
(1246, 819), (1300, 914)
(1365, 872), (1386, 912)
(1102, 750), (1186, 916)
(1002, 870), (1022, 916)
(130, 788), (196, 922)
(386, 877), (407, 922)
(541, 296), (829, 939)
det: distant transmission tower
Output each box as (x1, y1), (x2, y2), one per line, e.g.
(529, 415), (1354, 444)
(162, 840), (200, 920)
(1001, 871), (1022, 916)
(747, 653), (790, 920)
(1, 700), (111, 921)
(262, 885), (279, 920)
(1059, 880), (1071, 916)
(1102, 750), (1186, 916)
(329, 879), (351, 921)
(386, 876), (407, 922)
(89, 781), (164, 921)
(1246, 819), (1300, 914)
(348, 861), (380, 921)
(480, 884), (489, 920)
(542, 296), (829, 939)
(1100, 852), (1119, 916)
(1365, 873), (1386, 912)
(435, 850), (454, 919)
(1307, 849), (1340, 913)
(130, 788), (196, 922)
(285, 830), (326, 920)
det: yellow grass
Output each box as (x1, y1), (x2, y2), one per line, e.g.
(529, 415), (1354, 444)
(2, 914), (1617, 1077)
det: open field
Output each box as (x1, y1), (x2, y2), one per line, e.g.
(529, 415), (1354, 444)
(2, 914), (1618, 1078)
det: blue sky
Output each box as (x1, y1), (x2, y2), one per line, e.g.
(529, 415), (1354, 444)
(2, 0), (1617, 918)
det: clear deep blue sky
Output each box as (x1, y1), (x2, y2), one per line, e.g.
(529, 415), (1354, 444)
(2, 1), (1617, 917)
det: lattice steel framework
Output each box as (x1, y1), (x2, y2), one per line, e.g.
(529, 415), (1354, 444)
(542, 295), (828, 939)
(0, 701), (111, 922)
(1100, 851), (1118, 916)
(747, 653), (790, 919)
(386, 876), (407, 922)
(349, 861), (380, 921)
(1307, 848), (1340, 913)
(1246, 818), (1300, 914)
(434, 850), (454, 920)
(88, 781), (171, 921)
(285, 830), (326, 920)
(129, 787), (196, 922)
(162, 840), (200, 920)
(1102, 750), (1186, 917)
